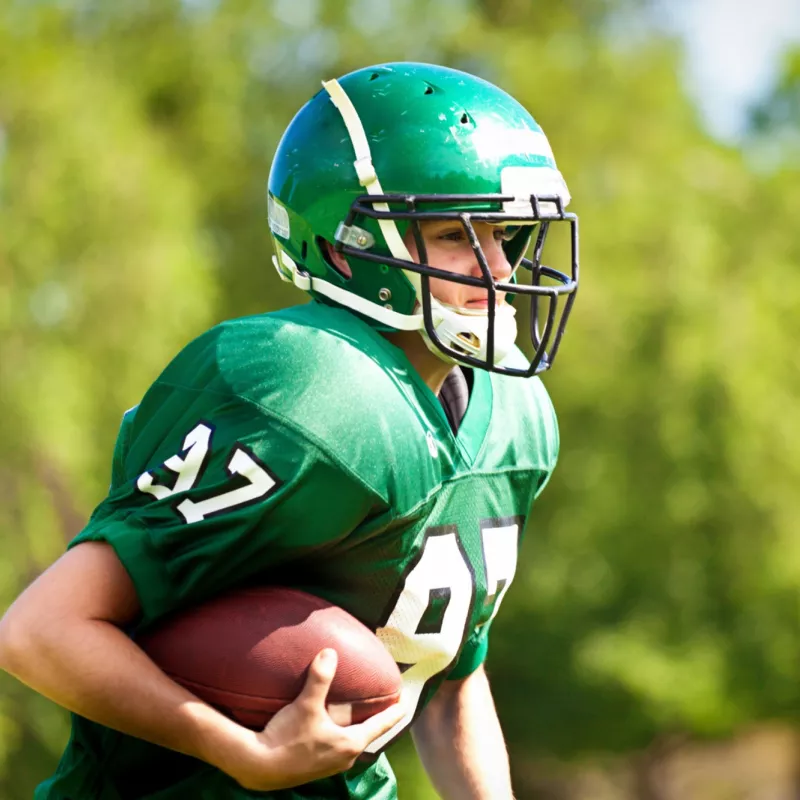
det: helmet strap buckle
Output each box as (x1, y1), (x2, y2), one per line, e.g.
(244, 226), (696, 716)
(335, 223), (375, 250)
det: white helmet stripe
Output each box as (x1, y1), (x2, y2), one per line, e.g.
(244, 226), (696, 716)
(319, 79), (519, 367)
(321, 78), (420, 294)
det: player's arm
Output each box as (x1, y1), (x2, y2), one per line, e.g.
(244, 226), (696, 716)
(411, 665), (515, 800)
(0, 541), (402, 792)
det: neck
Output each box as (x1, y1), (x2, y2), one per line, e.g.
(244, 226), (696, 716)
(382, 330), (454, 396)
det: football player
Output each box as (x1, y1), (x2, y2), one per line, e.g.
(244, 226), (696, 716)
(0, 62), (578, 799)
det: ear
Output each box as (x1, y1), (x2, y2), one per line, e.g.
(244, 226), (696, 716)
(322, 240), (353, 279)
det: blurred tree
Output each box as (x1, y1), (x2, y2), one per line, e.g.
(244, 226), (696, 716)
(749, 46), (800, 156)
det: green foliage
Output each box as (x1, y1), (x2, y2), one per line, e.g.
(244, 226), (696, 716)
(746, 46), (800, 180)
(1, 1), (799, 797)
(750, 46), (800, 147)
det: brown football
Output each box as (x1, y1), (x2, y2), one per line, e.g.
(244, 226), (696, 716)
(137, 586), (402, 730)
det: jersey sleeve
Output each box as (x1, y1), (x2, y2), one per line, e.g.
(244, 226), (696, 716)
(446, 620), (492, 680)
(109, 406), (138, 490)
(70, 394), (382, 627)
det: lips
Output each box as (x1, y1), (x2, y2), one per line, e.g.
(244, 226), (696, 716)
(464, 295), (506, 309)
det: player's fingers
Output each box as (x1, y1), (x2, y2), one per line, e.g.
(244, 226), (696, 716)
(351, 701), (405, 746)
(298, 648), (338, 707)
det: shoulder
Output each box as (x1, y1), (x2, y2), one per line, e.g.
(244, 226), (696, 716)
(145, 303), (425, 487)
(490, 352), (560, 470)
(212, 303), (419, 423)
(493, 348), (557, 418)
(158, 302), (405, 403)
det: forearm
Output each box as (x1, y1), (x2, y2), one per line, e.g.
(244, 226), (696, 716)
(411, 666), (514, 800)
(0, 611), (253, 776)
(0, 543), (406, 794)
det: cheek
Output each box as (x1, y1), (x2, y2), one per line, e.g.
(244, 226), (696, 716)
(417, 246), (472, 304)
(428, 275), (461, 305)
(426, 253), (466, 303)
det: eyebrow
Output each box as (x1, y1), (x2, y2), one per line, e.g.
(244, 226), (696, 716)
(422, 221), (465, 233)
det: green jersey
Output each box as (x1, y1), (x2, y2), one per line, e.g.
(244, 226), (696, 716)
(37, 302), (558, 800)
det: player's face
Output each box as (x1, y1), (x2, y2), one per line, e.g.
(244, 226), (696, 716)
(403, 221), (515, 310)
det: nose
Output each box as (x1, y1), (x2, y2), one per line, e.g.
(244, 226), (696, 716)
(472, 231), (513, 282)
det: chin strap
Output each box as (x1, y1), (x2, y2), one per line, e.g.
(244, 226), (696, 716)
(419, 301), (518, 365)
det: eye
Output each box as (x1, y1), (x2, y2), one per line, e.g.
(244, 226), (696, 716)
(438, 229), (465, 242)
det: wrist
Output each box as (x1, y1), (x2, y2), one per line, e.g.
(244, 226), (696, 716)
(183, 701), (265, 783)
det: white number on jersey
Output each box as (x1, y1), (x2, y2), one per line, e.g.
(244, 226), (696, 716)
(480, 519), (520, 625)
(367, 519), (520, 752)
(136, 422), (278, 524)
(137, 423), (213, 500)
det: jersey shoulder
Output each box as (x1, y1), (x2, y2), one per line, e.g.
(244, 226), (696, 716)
(148, 302), (438, 495)
(155, 303), (416, 412)
(222, 302), (408, 397)
(487, 350), (560, 477)
(164, 302), (404, 394)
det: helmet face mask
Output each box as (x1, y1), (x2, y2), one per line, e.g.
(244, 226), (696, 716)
(333, 192), (578, 376)
(268, 62), (579, 377)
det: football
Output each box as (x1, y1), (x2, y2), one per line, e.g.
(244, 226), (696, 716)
(137, 586), (402, 730)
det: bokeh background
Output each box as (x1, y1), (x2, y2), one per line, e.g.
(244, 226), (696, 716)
(2, 1), (799, 798)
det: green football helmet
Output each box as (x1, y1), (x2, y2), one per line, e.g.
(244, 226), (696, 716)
(267, 62), (578, 377)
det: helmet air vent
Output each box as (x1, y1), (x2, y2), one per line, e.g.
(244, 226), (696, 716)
(457, 332), (480, 349)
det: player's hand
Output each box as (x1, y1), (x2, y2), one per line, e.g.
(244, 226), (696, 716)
(230, 648), (405, 792)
